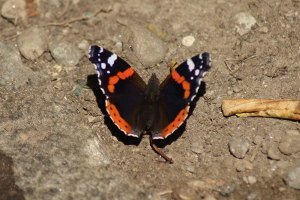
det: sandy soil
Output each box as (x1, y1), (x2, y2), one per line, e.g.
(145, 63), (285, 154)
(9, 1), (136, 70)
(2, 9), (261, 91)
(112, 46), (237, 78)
(0, 0), (299, 199)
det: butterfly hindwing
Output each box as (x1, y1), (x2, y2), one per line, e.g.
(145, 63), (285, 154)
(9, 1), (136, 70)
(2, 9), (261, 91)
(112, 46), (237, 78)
(89, 46), (146, 137)
(152, 53), (211, 139)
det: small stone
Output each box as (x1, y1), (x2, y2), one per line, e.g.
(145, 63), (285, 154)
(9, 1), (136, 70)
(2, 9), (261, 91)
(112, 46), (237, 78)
(243, 175), (257, 185)
(130, 25), (167, 67)
(228, 137), (250, 159)
(227, 90), (234, 95)
(267, 144), (281, 160)
(253, 135), (263, 145)
(246, 192), (261, 200)
(278, 135), (300, 155)
(204, 195), (216, 200)
(218, 182), (236, 197)
(232, 86), (241, 93)
(0, 41), (34, 89)
(181, 35), (195, 47)
(114, 41), (123, 52)
(1, 0), (27, 24)
(258, 26), (268, 33)
(191, 142), (204, 154)
(235, 159), (253, 172)
(234, 12), (256, 35)
(187, 180), (206, 190)
(17, 27), (48, 60)
(285, 165), (300, 189)
(49, 40), (82, 66)
(77, 39), (89, 50)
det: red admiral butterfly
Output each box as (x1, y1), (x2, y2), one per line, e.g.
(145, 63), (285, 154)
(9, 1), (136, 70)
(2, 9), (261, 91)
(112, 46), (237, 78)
(89, 45), (211, 163)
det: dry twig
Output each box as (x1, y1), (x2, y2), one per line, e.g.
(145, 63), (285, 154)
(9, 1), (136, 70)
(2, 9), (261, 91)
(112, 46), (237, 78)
(222, 99), (300, 121)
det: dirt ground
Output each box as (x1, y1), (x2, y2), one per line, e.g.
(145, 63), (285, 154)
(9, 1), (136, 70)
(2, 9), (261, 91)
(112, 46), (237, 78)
(0, 0), (299, 199)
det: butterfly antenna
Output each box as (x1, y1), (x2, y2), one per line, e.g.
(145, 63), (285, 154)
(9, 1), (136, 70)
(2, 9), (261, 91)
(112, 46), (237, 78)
(129, 46), (147, 69)
(149, 136), (173, 164)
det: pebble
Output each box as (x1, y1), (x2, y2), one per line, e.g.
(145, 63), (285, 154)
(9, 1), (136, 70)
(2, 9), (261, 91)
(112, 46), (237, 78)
(204, 195), (216, 200)
(191, 142), (204, 154)
(257, 26), (268, 33)
(17, 27), (48, 60)
(130, 25), (167, 67)
(0, 41), (33, 89)
(234, 12), (256, 35)
(267, 144), (281, 160)
(77, 39), (89, 51)
(253, 135), (263, 145)
(278, 135), (300, 155)
(218, 182), (236, 197)
(246, 192), (261, 200)
(228, 136), (250, 159)
(285, 165), (300, 189)
(243, 175), (257, 185)
(49, 40), (82, 66)
(235, 159), (253, 172)
(1, 0), (27, 24)
(181, 35), (195, 47)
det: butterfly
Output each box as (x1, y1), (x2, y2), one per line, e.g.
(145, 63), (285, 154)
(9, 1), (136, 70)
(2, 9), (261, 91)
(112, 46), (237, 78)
(89, 45), (211, 163)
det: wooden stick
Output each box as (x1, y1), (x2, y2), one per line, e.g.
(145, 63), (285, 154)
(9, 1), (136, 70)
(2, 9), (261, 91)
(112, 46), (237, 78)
(222, 99), (300, 121)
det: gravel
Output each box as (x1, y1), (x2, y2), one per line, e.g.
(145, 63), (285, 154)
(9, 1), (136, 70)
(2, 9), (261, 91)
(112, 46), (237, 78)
(130, 25), (167, 67)
(49, 40), (82, 66)
(228, 136), (250, 159)
(278, 135), (300, 155)
(285, 165), (300, 189)
(17, 27), (48, 60)
(0, 41), (34, 89)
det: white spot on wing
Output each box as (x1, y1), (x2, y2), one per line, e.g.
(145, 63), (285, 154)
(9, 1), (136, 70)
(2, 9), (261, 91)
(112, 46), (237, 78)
(100, 47), (104, 53)
(199, 54), (203, 59)
(108, 54), (117, 66)
(195, 69), (200, 76)
(101, 63), (106, 69)
(187, 59), (195, 71)
(107, 70), (110, 74)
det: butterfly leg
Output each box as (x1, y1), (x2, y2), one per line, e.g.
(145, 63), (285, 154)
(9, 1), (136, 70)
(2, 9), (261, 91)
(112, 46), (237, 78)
(149, 136), (173, 164)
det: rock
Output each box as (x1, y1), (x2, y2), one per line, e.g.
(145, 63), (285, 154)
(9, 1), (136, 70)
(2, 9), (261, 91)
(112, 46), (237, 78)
(77, 39), (89, 51)
(217, 182), (236, 197)
(243, 176), (257, 185)
(285, 165), (300, 189)
(49, 40), (82, 66)
(130, 25), (167, 67)
(257, 26), (268, 33)
(253, 135), (263, 145)
(204, 195), (216, 200)
(228, 137), (250, 159)
(278, 135), (300, 155)
(1, 0), (27, 24)
(235, 159), (253, 172)
(191, 142), (204, 154)
(0, 41), (34, 89)
(246, 192), (261, 200)
(182, 35), (195, 47)
(267, 144), (281, 160)
(234, 12), (256, 35)
(17, 27), (48, 60)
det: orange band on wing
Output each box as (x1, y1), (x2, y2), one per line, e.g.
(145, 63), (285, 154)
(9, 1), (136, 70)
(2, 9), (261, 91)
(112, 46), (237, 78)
(161, 107), (189, 137)
(106, 100), (132, 133)
(107, 68), (135, 93)
(171, 71), (191, 99)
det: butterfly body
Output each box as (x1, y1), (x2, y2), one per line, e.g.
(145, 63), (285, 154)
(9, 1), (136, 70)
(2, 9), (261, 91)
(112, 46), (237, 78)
(89, 45), (211, 162)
